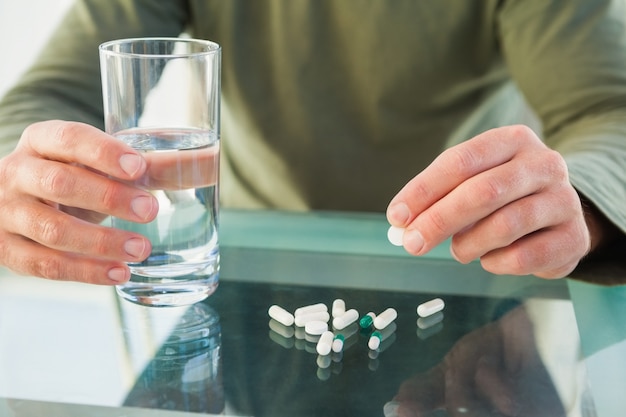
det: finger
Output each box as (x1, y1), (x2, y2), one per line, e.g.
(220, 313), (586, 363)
(444, 366), (501, 417)
(19, 120), (147, 181)
(450, 188), (580, 264)
(1, 200), (152, 262)
(473, 356), (519, 416)
(403, 147), (562, 256)
(0, 233), (131, 285)
(13, 156), (158, 222)
(391, 367), (446, 416)
(478, 222), (589, 278)
(387, 126), (539, 226)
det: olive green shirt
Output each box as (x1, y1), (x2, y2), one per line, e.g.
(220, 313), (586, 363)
(0, 0), (624, 235)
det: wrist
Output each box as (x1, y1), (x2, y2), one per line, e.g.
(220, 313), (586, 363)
(578, 193), (620, 254)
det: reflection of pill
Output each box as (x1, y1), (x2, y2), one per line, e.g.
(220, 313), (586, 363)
(305, 320), (328, 335)
(295, 303), (327, 316)
(417, 311), (444, 330)
(374, 308), (397, 330)
(332, 299), (346, 318)
(269, 319), (295, 338)
(268, 305), (294, 326)
(316, 331), (334, 355)
(417, 298), (445, 317)
(295, 311), (330, 327)
(333, 309), (359, 330)
(387, 226), (405, 246)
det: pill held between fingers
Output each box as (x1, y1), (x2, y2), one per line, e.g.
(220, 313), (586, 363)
(305, 320), (328, 335)
(417, 298), (445, 318)
(387, 226), (405, 246)
(294, 303), (327, 317)
(268, 305), (294, 327)
(374, 308), (397, 330)
(316, 331), (334, 356)
(332, 308), (359, 330)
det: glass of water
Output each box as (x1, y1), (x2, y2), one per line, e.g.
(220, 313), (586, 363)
(99, 38), (221, 307)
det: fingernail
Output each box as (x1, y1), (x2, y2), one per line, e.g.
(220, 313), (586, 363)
(383, 401), (401, 417)
(119, 154), (145, 177)
(404, 229), (425, 254)
(388, 202), (410, 225)
(449, 245), (461, 262)
(131, 195), (156, 220)
(108, 267), (129, 283)
(124, 237), (147, 258)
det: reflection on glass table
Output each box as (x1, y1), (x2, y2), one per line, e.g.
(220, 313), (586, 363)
(0, 209), (624, 417)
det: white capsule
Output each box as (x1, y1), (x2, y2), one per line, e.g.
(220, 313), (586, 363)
(294, 303), (327, 317)
(368, 332), (382, 350)
(417, 298), (445, 318)
(294, 311), (330, 327)
(373, 308), (397, 330)
(331, 299), (346, 318)
(268, 305), (294, 327)
(387, 226), (405, 246)
(305, 320), (328, 335)
(332, 308), (359, 330)
(316, 331), (334, 356)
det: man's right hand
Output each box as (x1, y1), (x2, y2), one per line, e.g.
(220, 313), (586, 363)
(0, 120), (158, 284)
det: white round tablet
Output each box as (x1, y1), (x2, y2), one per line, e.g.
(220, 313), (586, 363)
(387, 226), (405, 246)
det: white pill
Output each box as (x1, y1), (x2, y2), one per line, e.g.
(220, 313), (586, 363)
(368, 332), (382, 350)
(332, 299), (346, 318)
(294, 303), (327, 317)
(268, 305), (294, 327)
(295, 311), (330, 327)
(332, 308), (359, 330)
(387, 226), (405, 246)
(417, 298), (445, 318)
(374, 308), (397, 330)
(316, 331), (334, 356)
(305, 320), (328, 335)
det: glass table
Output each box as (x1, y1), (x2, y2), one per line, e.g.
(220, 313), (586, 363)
(1, 209), (625, 417)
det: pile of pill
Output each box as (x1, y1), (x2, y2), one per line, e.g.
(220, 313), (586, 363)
(268, 297), (446, 376)
(268, 299), (403, 356)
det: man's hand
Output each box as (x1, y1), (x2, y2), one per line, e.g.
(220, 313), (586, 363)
(0, 120), (158, 284)
(387, 125), (590, 278)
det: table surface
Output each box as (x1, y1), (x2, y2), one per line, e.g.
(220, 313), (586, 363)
(1, 209), (625, 417)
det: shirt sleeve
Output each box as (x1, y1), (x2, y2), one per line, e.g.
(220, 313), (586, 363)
(0, 0), (188, 157)
(497, 0), (626, 236)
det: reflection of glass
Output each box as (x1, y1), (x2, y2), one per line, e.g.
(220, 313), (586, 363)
(118, 302), (224, 414)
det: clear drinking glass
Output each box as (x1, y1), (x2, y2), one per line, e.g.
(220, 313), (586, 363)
(99, 38), (221, 307)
